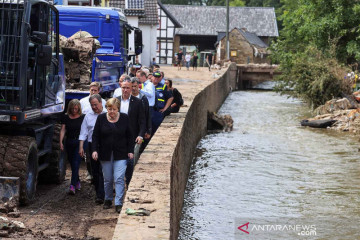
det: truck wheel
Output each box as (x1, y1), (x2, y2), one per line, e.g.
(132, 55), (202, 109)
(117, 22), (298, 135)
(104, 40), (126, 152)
(0, 135), (10, 176)
(39, 124), (66, 184)
(2, 136), (38, 205)
(42, 148), (66, 184)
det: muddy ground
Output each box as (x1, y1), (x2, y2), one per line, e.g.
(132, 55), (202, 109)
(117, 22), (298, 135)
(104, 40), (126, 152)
(2, 66), (223, 240)
(5, 163), (118, 240)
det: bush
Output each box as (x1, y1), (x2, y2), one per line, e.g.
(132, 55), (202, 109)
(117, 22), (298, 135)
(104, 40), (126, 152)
(274, 46), (352, 108)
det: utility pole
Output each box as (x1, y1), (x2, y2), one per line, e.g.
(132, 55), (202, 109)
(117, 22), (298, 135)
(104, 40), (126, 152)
(225, 0), (230, 60)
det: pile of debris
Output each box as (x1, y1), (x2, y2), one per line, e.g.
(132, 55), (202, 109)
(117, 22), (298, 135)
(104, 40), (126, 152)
(0, 216), (25, 237)
(207, 112), (234, 132)
(305, 93), (360, 133)
(60, 31), (100, 90)
(0, 197), (20, 218)
(0, 198), (24, 237)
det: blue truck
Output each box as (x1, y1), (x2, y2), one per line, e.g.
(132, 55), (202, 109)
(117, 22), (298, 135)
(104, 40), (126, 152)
(56, 6), (130, 99)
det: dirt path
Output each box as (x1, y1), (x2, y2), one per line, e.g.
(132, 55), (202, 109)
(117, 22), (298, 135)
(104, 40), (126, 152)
(3, 66), (225, 240)
(6, 163), (118, 240)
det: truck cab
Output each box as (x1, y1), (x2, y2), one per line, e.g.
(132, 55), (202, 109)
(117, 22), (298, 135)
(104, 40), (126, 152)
(56, 6), (129, 99)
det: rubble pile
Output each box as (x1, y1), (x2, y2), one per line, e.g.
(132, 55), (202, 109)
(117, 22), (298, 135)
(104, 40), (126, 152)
(0, 198), (24, 238)
(0, 216), (25, 237)
(309, 94), (360, 133)
(60, 31), (100, 90)
(0, 197), (21, 218)
(207, 112), (234, 132)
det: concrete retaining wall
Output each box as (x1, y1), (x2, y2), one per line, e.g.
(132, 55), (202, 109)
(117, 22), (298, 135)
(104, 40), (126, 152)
(113, 63), (237, 240)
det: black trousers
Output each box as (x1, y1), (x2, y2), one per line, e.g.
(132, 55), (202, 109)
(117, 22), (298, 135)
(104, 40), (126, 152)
(125, 158), (134, 187)
(88, 142), (104, 200)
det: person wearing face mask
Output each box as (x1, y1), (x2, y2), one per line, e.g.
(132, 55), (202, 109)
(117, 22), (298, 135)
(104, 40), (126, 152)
(92, 98), (134, 213)
(79, 94), (107, 204)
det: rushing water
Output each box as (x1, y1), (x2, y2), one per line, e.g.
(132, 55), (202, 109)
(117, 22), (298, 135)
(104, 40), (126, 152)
(178, 91), (360, 240)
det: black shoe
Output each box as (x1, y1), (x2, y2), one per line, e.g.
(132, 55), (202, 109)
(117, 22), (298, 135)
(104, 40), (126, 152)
(115, 205), (122, 213)
(103, 200), (112, 209)
(95, 198), (104, 205)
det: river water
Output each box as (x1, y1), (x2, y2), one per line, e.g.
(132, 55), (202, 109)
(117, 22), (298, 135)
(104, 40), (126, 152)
(178, 91), (360, 240)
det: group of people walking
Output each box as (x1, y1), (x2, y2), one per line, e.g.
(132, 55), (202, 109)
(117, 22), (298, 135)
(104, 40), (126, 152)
(60, 67), (183, 213)
(176, 50), (214, 71)
(176, 50), (199, 71)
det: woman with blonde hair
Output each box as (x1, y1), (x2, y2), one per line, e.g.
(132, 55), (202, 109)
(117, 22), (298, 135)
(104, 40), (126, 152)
(60, 99), (85, 195)
(92, 98), (134, 213)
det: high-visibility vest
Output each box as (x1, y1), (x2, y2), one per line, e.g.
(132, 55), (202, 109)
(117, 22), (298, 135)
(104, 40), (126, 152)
(154, 83), (167, 109)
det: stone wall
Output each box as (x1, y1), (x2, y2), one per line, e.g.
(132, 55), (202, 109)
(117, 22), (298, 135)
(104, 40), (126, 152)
(112, 64), (237, 240)
(170, 63), (237, 239)
(218, 30), (271, 65)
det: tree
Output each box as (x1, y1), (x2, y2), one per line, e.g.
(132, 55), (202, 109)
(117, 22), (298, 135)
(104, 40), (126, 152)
(271, 0), (360, 107)
(229, 0), (245, 7)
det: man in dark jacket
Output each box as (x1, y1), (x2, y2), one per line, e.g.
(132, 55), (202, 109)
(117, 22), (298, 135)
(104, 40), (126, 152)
(116, 79), (145, 187)
(131, 77), (152, 155)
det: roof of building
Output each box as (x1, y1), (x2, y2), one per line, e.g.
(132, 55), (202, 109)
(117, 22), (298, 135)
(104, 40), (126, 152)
(217, 28), (268, 48)
(139, 0), (158, 25)
(238, 28), (268, 48)
(217, 31), (226, 42)
(109, 0), (145, 16)
(157, 0), (182, 28)
(164, 5), (279, 37)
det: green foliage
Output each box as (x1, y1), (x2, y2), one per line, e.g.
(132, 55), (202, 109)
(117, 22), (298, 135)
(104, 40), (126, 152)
(272, 0), (360, 106)
(229, 0), (245, 7)
(274, 45), (351, 108)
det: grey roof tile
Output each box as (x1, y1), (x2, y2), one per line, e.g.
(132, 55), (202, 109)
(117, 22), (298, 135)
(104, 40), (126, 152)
(128, 0), (144, 9)
(109, 0), (145, 16)
(139, 0), (158, 25)
(109, 0), (125, 9)
(239, 29), (268, 48)
(164, 5), (278, 37)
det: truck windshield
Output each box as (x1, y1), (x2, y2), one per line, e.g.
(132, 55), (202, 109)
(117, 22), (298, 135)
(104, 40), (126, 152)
(94, 67), (120, 89)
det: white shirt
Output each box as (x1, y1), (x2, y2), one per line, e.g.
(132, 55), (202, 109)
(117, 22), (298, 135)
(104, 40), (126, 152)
(120, 96), (130, 114)
(113, 87), (122, 98)
(185, 54), (191, 62)
(140, 80), (155, 106)
(79, 109), (106, 143)
(80, 96), (107, 115)
(133, 92), (143, 99)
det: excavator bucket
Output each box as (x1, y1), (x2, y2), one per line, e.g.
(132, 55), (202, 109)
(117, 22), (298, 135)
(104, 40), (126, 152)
(0, 177), (20, 203)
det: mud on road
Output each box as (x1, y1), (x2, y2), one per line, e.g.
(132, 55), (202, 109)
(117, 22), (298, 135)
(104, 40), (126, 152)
(5, 163), (118, 240)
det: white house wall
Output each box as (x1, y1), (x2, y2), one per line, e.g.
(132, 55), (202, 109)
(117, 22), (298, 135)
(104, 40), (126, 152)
(139, 24), (157, 66)
(157, 5), (177, 65)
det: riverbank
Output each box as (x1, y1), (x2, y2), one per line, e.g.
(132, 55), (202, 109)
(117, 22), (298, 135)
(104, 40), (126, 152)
(306, 95), (360, 134)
